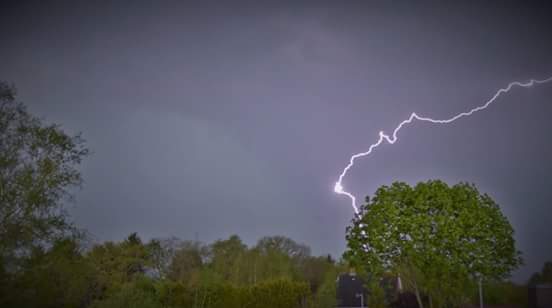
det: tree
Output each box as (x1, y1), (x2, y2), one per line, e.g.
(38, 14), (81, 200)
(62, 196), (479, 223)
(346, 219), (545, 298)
(167, 240), (207, 285)
(529, 261), (552, 285)
(147, 236), (184, 279)
(90, 276), (163, 308)
(254, 236), (311, 283)
(311, 258), (343, 308)
(299, 256), (333, 293)
(209, 235), (247, 284)
(345, 180), (521, 308)
(255, 236), (311, 260)
(1, 237), (98, 308)
(473, 281), (527, 307)
(86, 233), (151, 294)
(0, 81), (88, 265)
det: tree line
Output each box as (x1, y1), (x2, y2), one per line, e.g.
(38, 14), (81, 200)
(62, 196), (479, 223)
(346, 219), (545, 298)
(2, 232), (342, 308)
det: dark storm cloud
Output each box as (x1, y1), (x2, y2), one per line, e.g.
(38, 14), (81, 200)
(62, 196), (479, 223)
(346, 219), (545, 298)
(1, 1), (552, 281)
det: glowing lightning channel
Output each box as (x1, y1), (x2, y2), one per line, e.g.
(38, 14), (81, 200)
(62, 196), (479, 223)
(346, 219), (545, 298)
(334, 76), (552, 214)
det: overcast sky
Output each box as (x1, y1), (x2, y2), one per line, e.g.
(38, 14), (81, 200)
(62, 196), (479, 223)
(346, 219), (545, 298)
(1, 1), (552, 282)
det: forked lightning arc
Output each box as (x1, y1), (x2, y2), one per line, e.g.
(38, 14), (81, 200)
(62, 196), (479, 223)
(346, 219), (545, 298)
(334, 76), (552, 214)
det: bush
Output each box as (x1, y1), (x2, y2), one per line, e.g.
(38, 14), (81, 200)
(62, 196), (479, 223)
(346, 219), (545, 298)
(91, 277), (163, 308)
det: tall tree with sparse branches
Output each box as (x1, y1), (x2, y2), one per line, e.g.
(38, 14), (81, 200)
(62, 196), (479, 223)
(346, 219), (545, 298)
(0, 81), (89, 266)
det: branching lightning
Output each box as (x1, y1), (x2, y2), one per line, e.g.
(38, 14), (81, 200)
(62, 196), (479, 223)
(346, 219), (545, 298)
(334, 76), (552, 214)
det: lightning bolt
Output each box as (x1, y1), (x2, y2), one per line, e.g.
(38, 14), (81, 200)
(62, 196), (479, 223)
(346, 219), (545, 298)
(334, 76), (552, 214)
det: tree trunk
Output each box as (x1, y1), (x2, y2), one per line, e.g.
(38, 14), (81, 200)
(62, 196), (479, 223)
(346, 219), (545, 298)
(253, 258), (257, 285)
(479, 278), (484, 308)
(414, 283), (424, 308)
(429, 294), (433, 308)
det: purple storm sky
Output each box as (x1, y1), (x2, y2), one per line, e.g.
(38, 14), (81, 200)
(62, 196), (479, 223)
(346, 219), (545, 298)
(1, 1), (552, 282)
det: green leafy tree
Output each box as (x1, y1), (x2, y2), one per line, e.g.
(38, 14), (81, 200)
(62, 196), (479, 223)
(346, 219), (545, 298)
(255, 236), (311, 260)
(208, 235), (247, 284)
(312, 259), (343, 308)
(147, 236), (183, 279)
(167, 240), (207, 285)
(1, 237), (98, 308)
(0, 82), (88, 265)
(345, 180), (521, 308)
(155, 280), (195, 308)
(90, 276), (163, 308)
(87, 233), (151, 296)
(248, 279), (310, 308)
(471, 281), (527, 307)
(300, 255), (334, 293)
(253, 236), (310, 283)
